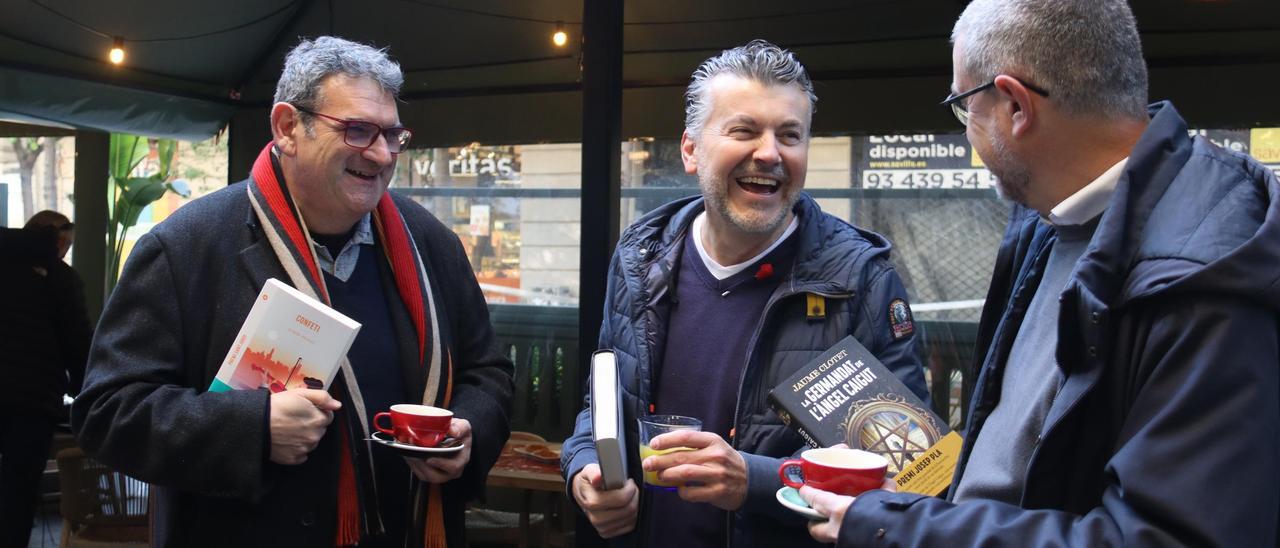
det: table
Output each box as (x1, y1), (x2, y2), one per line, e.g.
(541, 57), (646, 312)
(487, 440), (564, 492)
(482, 440), (566, 548)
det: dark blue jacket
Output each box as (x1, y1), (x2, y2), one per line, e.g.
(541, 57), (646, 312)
(841, 103), (1280, 546)
(563, 194), (927, 547)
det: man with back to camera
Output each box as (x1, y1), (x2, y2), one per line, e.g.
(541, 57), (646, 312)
(799, 1), (1280, 546)
(0, 210), (92, 547)
(561, 40), (929, 547)
(72, 36), (514, 547)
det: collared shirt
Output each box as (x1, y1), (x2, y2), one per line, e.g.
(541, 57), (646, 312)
(1047, 158), (1128, 225)
(311, 213), (375, 282)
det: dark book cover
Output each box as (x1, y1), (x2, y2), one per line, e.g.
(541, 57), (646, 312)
(769, 335), (959, 491)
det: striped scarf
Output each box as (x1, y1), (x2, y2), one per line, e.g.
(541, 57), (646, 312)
(247, 142), (452, 547)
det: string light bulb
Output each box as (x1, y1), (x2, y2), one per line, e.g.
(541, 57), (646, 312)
(552, 21), (567, 47)
(108, 37), (125, 65)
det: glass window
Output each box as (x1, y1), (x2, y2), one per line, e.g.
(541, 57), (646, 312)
(616, 128), (1280, 429)
(110, 135), (228, 274)
(3, 136), (76, 230)
(390, 142), (583, 439)
(1, 134), (229, 268)
(391, 143), (581, 307)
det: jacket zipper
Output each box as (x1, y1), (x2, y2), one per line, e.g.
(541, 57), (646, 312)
(725, 286), (853, 548)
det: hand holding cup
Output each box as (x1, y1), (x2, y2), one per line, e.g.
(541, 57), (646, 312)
(778, 447), (889, 497)
(373, 404), (452, 447)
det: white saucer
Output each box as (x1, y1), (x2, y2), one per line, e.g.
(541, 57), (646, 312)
(369, 431), (464, 456)
(776, 486), (826, 521)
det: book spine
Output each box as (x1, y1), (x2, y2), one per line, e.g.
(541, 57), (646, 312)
(794, 422), (821, 449)
(211, 283), (277, 391)
(768, 395), (824, 449)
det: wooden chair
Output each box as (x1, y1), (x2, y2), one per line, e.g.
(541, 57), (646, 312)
(55, 447), (148, 548)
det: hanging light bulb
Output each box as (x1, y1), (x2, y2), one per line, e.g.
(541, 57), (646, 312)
(552, 21), (568, 47)
(108, 37), (125, 65)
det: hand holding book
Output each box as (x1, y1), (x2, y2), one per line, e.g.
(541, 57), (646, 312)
(768, 335), (962, 496)
(268, 388), (341, 465)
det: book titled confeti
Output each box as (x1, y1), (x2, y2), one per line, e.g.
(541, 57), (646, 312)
(209, 278), (361, 394)
(768, 335), (963, 496)
(590, 350), (628, 490)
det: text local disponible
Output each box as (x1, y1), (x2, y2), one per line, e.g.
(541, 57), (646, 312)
(803, 360), (879, 422)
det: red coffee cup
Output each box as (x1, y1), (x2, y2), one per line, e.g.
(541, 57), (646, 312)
(373, 404), (453, 447)
(778, 448), (889, 496)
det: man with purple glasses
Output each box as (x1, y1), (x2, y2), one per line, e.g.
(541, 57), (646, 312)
(74, 36), (513, 547)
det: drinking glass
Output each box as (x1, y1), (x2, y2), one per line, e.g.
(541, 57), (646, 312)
(637, 414), (702, 489)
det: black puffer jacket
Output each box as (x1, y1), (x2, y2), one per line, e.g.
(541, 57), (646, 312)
(563, 194), (927, 547)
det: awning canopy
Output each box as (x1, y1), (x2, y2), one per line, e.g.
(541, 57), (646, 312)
(1, 0), (1278, 142)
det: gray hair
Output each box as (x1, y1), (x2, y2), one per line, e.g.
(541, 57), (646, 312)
(684, 39), (817, 137)
(274, 36), (404, 124)
(952, 0), (1148, 120)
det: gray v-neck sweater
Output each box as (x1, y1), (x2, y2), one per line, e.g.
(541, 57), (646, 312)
(953, 217), (1099, 504)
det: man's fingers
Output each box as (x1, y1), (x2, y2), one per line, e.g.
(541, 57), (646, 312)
(582, 480), (637, 510)
(585, 480), (638, 538)
(808, 518), (837, 544)
(798, 486), (828, 514)
(676, 482), (718, 503)
(407, 458), (454, 483)
(799, 485), (853, 518)
(648, 430), (715, 451)
(447, 417), (471, 439)
(655, 462), (711, 485)
(640, 445), (701, 471)
(593, 511), (637, 538)
(575, 464), (603, 492)
(295, 388), (341, 410)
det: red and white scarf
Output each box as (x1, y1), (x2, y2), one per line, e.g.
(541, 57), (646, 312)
(247, 142), (453, 547)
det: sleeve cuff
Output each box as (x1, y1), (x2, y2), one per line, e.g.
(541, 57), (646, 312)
(563, 446), (599, 502)
(838, 490), (932, 546)
(740, 451), (783, 512)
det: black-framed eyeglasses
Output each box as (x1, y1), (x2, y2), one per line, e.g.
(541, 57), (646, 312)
(293, 105), (413, 154)
(940, 78), (1050, 127)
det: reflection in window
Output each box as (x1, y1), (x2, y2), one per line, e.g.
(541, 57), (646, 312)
(619, 135), (1002, 322)
(391, 143), (581, 307)
(615, 129), (1280, 428)
(3, 136), (75, 230)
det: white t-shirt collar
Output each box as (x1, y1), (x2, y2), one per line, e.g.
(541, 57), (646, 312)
(691, 212), (799, 281)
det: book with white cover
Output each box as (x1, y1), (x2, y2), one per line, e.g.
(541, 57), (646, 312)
(591, 350), (627, 490)
(209, 278), (361, 393)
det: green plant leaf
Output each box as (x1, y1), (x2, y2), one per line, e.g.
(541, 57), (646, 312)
(109, 134), (148, 179)
(156, 139), (176, 179)
(113, 177), (168, 228)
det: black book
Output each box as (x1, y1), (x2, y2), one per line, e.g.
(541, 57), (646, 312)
(768, 335), (961, 494)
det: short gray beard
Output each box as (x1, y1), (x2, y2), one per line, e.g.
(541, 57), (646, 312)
(988, 131), (1032, 206)
(697, 165), (797, 235)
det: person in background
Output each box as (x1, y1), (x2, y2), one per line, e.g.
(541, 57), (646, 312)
(0, 210), (91, 546)
(73, 37), (513, 547)
(801, 1), (1280, 546)
(562, 40), (927, 548)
